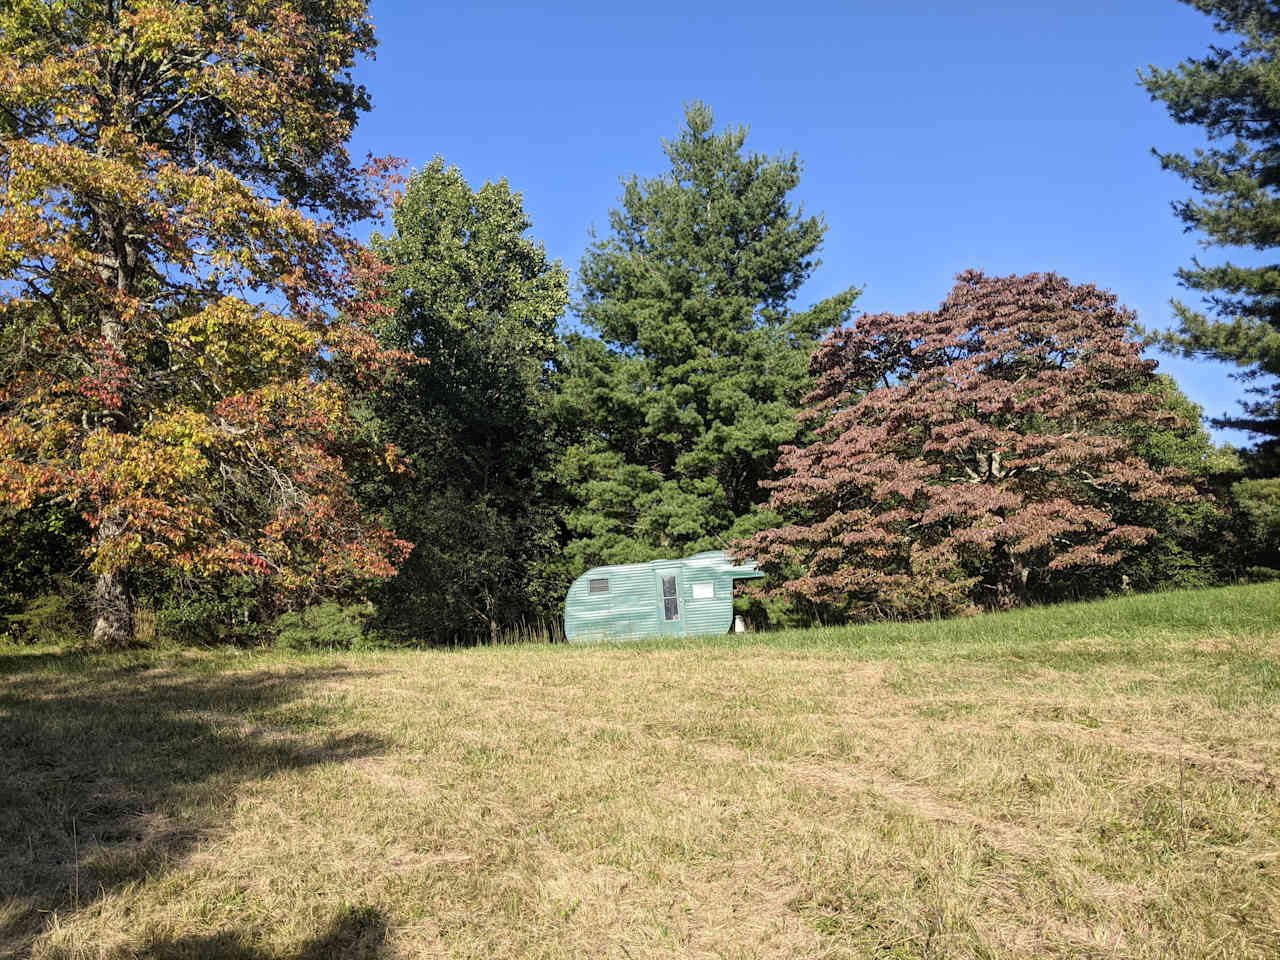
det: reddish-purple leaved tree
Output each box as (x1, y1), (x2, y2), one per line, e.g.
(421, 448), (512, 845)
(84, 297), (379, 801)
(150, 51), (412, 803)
(739, 271), (1203, 621)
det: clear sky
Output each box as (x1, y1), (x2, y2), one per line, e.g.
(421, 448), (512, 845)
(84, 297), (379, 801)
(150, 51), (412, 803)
(349, 0), (1258, 446)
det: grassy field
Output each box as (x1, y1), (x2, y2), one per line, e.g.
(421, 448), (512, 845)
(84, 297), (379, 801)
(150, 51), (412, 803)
(2, 583), (1278, 959)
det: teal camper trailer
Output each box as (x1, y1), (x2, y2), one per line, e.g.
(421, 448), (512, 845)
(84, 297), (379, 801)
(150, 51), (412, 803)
(563, 550), (763, 643)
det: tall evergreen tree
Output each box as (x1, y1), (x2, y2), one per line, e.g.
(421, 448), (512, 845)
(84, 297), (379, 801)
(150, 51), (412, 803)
(366, 159), (568, 645)
(557, 103), (858, 570)
(1142, 0), (1280, 465)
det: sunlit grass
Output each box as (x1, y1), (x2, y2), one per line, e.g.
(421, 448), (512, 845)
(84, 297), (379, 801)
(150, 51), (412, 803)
(2, 582), (1277, 958)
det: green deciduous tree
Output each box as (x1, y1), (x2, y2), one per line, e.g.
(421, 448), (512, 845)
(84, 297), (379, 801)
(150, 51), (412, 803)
(1142, 0), (1280, 464)
(556, 102), (858, 571)
(0, 0), (410, 647)
(1229, 476), (1280, 575)
(365, 159), (568, 645)
(1112, 375), (1245, 593)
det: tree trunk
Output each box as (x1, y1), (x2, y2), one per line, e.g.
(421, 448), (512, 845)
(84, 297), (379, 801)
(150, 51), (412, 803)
(92, 563), (133, 649)
(91, 300), (133, 649)
(991, 541), (1029, 611)
(92, 217), (135, 649)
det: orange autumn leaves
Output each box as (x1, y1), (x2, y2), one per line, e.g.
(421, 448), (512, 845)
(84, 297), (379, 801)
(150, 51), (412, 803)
(0, 1), (411, 617)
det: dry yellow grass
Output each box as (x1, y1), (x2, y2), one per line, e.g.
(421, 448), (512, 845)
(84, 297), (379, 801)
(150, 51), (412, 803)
(2, 583), (1278, 958)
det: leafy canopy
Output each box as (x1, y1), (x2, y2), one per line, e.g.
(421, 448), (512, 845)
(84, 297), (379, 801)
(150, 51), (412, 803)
(557, 102), (858, 570)
(742, 272), (1206, 621)
(365, 158), (568, 645)
(0, 0), (409, 644)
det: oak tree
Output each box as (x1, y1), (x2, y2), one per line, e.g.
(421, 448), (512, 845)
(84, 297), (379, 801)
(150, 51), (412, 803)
(742, 272), (1206, 621)
(0, 1), (410, 646)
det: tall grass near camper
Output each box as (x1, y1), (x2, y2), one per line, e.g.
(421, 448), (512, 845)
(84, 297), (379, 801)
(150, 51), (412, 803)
(1, 582), (1277, 959)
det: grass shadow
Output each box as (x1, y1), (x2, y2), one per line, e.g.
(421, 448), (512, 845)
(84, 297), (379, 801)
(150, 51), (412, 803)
(137, 904), (389, 959)
(0, 655), (389, 958)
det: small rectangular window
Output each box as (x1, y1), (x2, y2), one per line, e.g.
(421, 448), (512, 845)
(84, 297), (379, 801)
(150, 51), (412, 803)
(661, 575), (679, 621)
(588, 578), (609, 594)
(691, 582), (714, 600)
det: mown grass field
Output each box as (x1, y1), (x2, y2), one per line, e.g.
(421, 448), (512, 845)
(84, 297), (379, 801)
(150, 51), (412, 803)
(2, 583), (1278, 959)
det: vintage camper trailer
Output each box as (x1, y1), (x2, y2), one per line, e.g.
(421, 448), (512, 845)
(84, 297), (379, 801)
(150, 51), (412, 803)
(563, 550), (763, 643)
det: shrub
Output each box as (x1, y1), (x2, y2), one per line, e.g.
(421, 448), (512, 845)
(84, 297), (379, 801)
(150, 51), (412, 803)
(1232, 478), (1280, 571)
(3, 581), (89, 646)
(155, 579), (276, 647)
(274, 602), (378, 651)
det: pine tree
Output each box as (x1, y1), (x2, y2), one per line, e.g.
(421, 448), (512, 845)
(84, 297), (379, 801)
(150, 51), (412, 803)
(1142, 0), (1280, 464)
(557, 102), (858, 570)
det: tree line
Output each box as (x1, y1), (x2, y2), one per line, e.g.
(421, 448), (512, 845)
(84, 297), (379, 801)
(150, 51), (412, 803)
(1, 0), (1277, 649)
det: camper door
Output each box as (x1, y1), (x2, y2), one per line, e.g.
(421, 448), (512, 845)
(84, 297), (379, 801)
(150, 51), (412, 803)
(652, 564), (681, 630)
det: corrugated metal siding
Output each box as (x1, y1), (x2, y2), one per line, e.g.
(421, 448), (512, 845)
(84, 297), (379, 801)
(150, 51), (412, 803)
(564, 560), (660, 643)
(564, 550), (762, 643)
(654, 558), (731, 638)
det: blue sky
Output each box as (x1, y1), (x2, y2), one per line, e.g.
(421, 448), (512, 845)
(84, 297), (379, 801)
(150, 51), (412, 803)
(350, 1), (1258, 445)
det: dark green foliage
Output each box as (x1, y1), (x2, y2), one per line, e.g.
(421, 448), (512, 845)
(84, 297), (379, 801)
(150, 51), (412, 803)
(1231, 476), (1280, 575)
(0, 501), (87, 620)
(364, 159), (569, 645)
(2, 582), (88, 646)
(1142, 0), (1280, 463)
(0, 516), (284, 648)
(557, 102), (858, 571)
(274, 602), (375, 651)
(152, 576), (277, 647)
(1098, 376), (1245, 593)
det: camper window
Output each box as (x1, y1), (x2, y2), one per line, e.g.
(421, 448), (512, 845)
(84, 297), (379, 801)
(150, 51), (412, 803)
(588, 578), (609, 594)
(661, 575), (679, 620)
